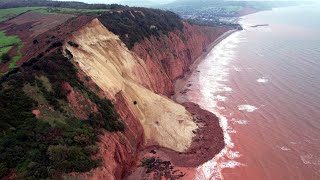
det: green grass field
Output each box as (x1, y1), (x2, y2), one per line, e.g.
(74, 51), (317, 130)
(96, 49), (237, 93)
(0, 31), (20, 46)
(8, 43), (23, 68)
(41, 7), (110, 14)
(0, 31), (23, 67)
(0, 46), (11, 56)
(0, 7), (47, 22)
(0, 6), (109, 68)
(0, 7), (109, 22)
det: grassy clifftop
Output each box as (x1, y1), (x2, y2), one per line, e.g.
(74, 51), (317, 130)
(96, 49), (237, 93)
(99, 7), (184, 49)
(0, 0), (117, 9)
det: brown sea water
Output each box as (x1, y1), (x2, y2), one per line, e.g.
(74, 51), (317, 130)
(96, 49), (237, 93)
(176, 4), (320, 180)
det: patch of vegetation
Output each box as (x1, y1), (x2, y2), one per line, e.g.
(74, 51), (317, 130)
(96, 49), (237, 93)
(0, 47), (12, 61)
(37, 75), (53, 92)
(45, 41), (63, 53)
(0, 7), (47, 22)
(221, 5), (242, 12)
(23, 83), (48, 105)
(99, 7), (183, 49)
(0, 31), (23, 67)
(0, 49), (124, 179)
(39, 7), (110, 14)
(0, 6), (109, 23)
(0, 31), (20, 47)
(0, 0), (123, 10)
(0, 53), (10, 64)
(8, 43), (23, 68)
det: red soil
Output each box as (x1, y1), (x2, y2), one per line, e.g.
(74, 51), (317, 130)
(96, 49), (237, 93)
(0, 15), (95, 73)
(61, 81), (98, 120)
(72, 68), (145, 180)
(0, 12), (72, 40)
(32, 109), (41, 118)
(79, 91), (145, 180)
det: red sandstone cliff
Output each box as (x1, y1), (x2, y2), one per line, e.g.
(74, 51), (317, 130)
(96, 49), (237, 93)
(132, 22), (231, 96)
(64, 19), (231, 180)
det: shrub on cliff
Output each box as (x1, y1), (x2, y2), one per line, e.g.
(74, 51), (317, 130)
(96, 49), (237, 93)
(99, 7), (184, 49)
(0, 49), (124, 179)
(0, 53), (11, 64)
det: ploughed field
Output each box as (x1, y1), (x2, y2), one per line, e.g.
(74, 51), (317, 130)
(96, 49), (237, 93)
(0, 7), (108, 74)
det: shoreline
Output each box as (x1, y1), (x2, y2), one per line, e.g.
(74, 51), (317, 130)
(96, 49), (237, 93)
(173, 29), (239, 101)
(127, 28), (240, 179)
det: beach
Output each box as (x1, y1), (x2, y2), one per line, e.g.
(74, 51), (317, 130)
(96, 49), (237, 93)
(173, 29), (239, 100)
(174, 4), (320, 180)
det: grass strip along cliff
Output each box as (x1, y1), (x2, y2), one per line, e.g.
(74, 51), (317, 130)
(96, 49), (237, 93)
(0, 3), (238, 179)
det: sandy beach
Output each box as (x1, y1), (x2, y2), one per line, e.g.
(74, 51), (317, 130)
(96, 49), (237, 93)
(173, 29), (239, 101)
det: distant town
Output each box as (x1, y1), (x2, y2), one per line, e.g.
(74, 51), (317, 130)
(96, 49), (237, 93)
(160, 1), (305, 28)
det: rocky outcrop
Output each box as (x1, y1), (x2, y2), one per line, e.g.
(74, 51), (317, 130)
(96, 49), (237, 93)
(132, 22), (231, 96)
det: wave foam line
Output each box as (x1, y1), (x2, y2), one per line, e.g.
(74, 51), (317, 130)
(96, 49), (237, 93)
(194, 31), (243, 180)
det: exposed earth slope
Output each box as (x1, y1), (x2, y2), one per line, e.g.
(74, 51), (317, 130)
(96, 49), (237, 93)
(0, 3), (235, 179)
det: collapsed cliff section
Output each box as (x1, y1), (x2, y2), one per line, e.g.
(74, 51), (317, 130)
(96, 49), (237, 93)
(64, 7), (233, 179)
(65, 19), (198, 152)
(98, 8), (233, 96)
(64, 18), (201, 179)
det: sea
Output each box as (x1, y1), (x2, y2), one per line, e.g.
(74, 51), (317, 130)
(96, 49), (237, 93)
(176, 3), (320, 180)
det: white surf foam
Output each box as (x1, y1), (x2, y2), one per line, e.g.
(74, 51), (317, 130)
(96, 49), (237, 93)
(234, 67), (242, 72)
(228, 150), (241, 159)
(280, 146), (291, 151)
(300, 154), (320, 165)
(276, 145), (291, 151)
(257, 77), (269, 83)
(217, 106), (226, 110)
(176, 29), (247, 180)
(238, 105), (258, 112)
(216, 95), (227, 102)
(231, 118), (248, 125)
(223, 87), (233, 92)
(220, 160), (244, 169)
(193, 31), (243, 180)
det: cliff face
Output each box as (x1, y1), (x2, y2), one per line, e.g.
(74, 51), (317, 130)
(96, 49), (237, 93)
(65, 19), (200, 179)
(82, 92), (145, 180)
(132, 22), (230, 96)
(62, 13), (232, 178)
